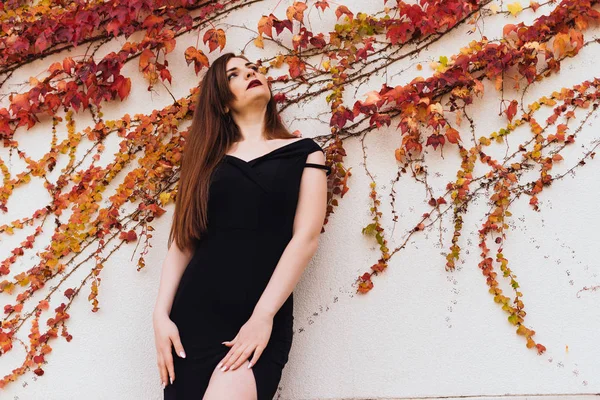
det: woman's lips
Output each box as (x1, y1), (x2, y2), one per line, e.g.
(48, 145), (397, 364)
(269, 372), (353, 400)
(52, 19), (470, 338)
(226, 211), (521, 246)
(247, 80), (262, 89)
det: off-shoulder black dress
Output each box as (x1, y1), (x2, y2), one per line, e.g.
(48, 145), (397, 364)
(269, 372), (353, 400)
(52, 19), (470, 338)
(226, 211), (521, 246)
(164, 137), (330, 400)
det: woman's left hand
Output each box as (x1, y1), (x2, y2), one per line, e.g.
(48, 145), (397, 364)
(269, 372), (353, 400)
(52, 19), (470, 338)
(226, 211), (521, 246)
(218, 311), (273, 371)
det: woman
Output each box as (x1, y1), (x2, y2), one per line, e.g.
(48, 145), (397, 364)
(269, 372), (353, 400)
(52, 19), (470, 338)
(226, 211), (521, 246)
(153, 52), (331, 400)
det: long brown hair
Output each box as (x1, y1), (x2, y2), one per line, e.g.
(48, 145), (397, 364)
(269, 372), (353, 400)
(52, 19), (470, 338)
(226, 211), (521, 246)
(168, 52), (297, 252)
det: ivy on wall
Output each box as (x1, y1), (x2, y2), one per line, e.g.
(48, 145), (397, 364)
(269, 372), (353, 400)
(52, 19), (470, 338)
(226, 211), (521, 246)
(0, 0), (599, 389)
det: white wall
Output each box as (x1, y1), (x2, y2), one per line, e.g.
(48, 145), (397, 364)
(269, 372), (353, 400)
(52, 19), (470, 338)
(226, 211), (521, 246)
(1, 1), (599, 399)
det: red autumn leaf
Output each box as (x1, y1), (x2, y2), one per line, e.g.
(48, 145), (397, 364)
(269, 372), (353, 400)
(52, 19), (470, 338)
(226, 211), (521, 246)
(114, 75), (131, 101)
(426, 133), (445, 150)
(106, 19), (121, 37)
(119, 230), (137, 242)
(405, 139), (422, 155)
(273, 18), (293, 36)
(35, 32), (49, 53)
(387, 22), (412, 45)
(330, 107), (354, 129)
(287, 56), (306, 78)
(314, 1), (330, 12)
(160, 68), (172, 84)
(536, 343), (546, 354)
(203, 28), (226, 52)
(309, 33), (327, 49)
(505, 99), (518, 122)
(9, 36), (30, 53)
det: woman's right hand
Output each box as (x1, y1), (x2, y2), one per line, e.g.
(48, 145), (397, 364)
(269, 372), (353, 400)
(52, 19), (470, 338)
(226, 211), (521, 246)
(153, 312), (186, 388)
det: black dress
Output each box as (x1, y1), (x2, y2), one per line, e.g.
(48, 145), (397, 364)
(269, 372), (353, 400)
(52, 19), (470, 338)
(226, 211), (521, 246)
(165, 137), (331, 400)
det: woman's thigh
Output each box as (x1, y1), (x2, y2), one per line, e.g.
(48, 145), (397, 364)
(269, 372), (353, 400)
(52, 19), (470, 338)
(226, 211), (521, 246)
(202, 359), (257, 400)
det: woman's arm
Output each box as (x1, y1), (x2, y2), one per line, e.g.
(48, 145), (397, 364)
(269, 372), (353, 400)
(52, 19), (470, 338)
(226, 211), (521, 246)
(153, 239), (194, 318)
(252, 149), (329, 319)
(154, 238), (195, 387)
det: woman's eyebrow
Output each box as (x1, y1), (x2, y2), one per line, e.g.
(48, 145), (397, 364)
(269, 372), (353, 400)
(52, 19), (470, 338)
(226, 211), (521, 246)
(226, 62), (255, 73)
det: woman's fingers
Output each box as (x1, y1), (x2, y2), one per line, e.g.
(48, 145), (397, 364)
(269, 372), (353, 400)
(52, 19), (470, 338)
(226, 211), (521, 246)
(229, 345), (254, 371)
(164, 343), (175, 385)
(154, 316), (183, 388)
(222, 343), (250, 371)
(157, 355), (168, 388)
(248, 344), (264, 368)
(171, 332), (186, 359)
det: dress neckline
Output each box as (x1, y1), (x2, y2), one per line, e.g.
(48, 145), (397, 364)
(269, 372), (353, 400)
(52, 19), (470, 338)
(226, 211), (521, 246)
(224, 137), (311, 164)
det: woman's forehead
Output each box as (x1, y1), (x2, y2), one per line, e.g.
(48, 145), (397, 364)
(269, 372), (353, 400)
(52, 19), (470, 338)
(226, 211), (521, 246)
(226, 57), (251, 68)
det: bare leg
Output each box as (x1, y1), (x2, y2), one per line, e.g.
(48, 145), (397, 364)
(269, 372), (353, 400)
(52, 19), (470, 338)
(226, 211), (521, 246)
(202, 359), (258, 400)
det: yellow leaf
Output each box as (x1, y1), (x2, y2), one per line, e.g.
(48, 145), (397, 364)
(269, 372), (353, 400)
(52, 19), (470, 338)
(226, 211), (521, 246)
(253, 35), (264, 49)
(159, 191), (171, 206)
(479, 136), (491, 146)
(507, 2), (523, 16)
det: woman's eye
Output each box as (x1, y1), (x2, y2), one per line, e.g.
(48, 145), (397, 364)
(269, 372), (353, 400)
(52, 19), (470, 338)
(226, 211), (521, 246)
(228, 66), (258, 80)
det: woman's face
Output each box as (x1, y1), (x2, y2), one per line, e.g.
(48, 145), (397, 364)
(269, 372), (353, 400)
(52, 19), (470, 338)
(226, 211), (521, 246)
(224, 57), (271, 115)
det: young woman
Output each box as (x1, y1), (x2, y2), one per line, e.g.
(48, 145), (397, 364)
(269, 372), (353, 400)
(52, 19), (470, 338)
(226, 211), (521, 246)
(153, 52), (331, 400)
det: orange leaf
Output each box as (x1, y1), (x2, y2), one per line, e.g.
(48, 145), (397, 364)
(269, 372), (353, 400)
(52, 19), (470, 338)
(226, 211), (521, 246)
(286, 2), (307, 22)
(445, 127), (461, 144)
(139, 49), (155, 71)
(203, 28), (226, 52)
(335, 5), (353, 21)
(258, 15), (274, 38)
(48, 62), (63, 74)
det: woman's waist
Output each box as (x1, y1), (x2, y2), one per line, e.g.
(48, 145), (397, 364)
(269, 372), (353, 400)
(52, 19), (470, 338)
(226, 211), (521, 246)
(198, 227), (292, 245)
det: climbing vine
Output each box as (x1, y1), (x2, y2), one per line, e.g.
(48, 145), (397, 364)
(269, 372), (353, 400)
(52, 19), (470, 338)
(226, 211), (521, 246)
(0, 0), (599, 389)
